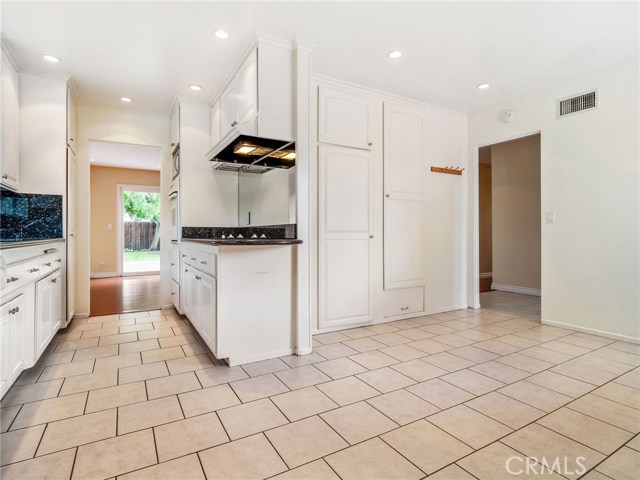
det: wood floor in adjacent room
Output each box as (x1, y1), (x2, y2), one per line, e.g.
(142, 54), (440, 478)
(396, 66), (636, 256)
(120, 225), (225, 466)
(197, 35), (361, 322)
(90, 275), (161, 316)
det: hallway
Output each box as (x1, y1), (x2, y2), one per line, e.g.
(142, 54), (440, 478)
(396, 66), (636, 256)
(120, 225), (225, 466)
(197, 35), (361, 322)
(90, 275), (160, 316)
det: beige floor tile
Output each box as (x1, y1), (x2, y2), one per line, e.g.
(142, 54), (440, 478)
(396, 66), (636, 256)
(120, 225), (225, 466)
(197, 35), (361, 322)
(35, 350), (75, 367)
(458, 441), (563, 480)
(390, 358), (448, 382)
(495, 352), (554, 373)
(539, 340), (591, 357)
(551, 360), (620, 386)
(314, 343), (359, 360)
(596, 447), (640, 480)
(1, 406), (20, 433)
(119, 454), (205, 480)
(93, 352), (141, 372)
(158, 333), (198, 348)
(420, 324), (457, 335)
(118, 395), (183, 434)
(448, 346), (500, 363)
(519, 346), (575, 364)
(407, 378), (475, 409)
(217, 398), (288, 440)
(408, 338), (452, 354)
(0, 448), (75, 480)
(524, 371), (594, 399)
(466, 391), (545, 429)
(382, 419), (473, 474)
(315, 357), (368, 379)
(166, 354), (214, 375)
(356, 367), (415, 393)
(86, 382), (147, 413)
(432, 333), (477, 348)
(154, 411), (229, 462)
(11, 392), (86, 429)
(499, 380), (572, 412)
(614, 369), (640, 389)
(181, 342), (209, 357)
(198, 433), (287, 479)
(493, 333), (540, 349)
(429, 404), (512, 449)
(146, 371), (201, 399)
(379, 344), (427, 361)
(37, 408), (116, 456)
(271, 459), (339, 480)
(593, 382), (640, 409)
(274, 365), (331, 390)
(538, 407), (633, 454)
(120, 311), (151, 320)
(441, 369), (505, 395)
(72, 428), (157, 480)
(54, 338), (99, 353)
(395, 327), (435, 341)
(280, 352), (327, 368)
(316, 376), (380, 406)
(80, 325), (120, 338)
(567, 394), (640, 433)
(271, 386), (338, 422)
(178, 384), (241, 417)
(119, 323), (154, 334)
(340, 327), (377, 339)
(321, 401), (397, 444)
(118, 339), (161, 354)
(367, 388), (439, 425)
(627, 434), (640, 451)
(314, 331), (351, 345)
(473, 340), (521, 356)
(343, 337), (387, 353)
(502, 424), (604, 479)
(558, 335), (611, 350)
(59, 370), (117, 396)
(422, 352), (476, 372)
(365, 323), (401, 334)
(195, 366), (248, 387)
(369, 332), (412, 347)
(0, 424), (45, 465)
(1, 379), (63, 408)
(266, 415), (348, 468)
(98, 332), (138, 346)
(118, 361), (169, 384)
(229, 373), (289, 402)
(71, 344), (119, 362)
(326, 437), (424, 479)
(141, 346), (185, 364)
(137, 327), (175, 340)
(469, 361), (530, 384)
(429, 464), (476, 480)
(37, 360), (94, 382)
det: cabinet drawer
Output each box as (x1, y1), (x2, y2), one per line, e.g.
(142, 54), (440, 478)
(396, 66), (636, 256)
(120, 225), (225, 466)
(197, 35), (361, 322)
(383, 287), (424, 318)
(2, 258), (41, 294)
(194, 251), (216, 277)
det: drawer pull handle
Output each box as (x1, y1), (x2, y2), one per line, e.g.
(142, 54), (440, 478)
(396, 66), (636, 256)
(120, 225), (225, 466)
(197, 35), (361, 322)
(56, 259), (62, 263)
(171, 293), (176, 296)
(6, 276), (19, 283)
(200, 261), (207, 265)
(171, 263), (175, 266)
(191, 257), (196, 261)
(8, 306), (20, 314)
(44, 262), (52, 267)
(30, 268), (40, 273)
(182, 254), (187, 257)
(52, 278), (58, 283)
(401, 306), (409, 311)
(195, 275), (201, 281)
(185, 269), (188, 272)
(44, 248), (58, 254)
(2, 174), (8, 179)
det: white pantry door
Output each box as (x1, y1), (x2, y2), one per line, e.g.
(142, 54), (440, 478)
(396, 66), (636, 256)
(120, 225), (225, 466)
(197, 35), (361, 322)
(319, 144), (376, 328)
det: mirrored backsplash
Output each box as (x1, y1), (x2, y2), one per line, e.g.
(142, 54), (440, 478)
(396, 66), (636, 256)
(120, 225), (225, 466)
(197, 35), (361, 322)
(238, 168), (296, 227)
(0, 191), (63, 243)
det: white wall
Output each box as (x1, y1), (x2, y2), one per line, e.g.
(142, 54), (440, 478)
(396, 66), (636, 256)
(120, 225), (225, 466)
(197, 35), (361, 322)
(468, 59), (639, 342)
(76, 105), (171, 315)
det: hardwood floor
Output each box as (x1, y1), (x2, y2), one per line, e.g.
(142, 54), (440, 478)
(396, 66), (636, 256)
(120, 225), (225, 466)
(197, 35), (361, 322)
(479, 276), (493, 293)
(90, 275), (160, 316)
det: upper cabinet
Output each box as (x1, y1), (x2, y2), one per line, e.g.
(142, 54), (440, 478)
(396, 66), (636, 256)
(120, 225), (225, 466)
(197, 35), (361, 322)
(170, 104), (180, 150)
(66, 86), (77, 154)
(1, 52), (20, 191)
(220, 49), (258, 139)
(318, 85), (375, 150)
(210, 99), (221, 148)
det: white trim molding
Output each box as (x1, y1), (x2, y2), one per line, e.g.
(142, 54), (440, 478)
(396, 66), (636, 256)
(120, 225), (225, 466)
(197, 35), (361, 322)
(90, 272), (118, 279)
(542, 318), (640, 344)
(491, 283), (541, 297)
(479, 272), (493, 279)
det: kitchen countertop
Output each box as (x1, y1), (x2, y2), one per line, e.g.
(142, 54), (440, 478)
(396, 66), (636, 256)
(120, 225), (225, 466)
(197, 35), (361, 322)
(0, 238), (65, 250)
(182, 238), (302, 246)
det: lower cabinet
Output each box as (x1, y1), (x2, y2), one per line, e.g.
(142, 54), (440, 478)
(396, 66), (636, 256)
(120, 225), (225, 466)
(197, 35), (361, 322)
(0, 294), (25, 398)
(35, 270), (63, 359)
(183, 263), (217, 355)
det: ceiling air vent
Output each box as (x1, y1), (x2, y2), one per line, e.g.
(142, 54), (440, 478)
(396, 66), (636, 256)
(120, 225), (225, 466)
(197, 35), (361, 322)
(557, 89), (598, 118)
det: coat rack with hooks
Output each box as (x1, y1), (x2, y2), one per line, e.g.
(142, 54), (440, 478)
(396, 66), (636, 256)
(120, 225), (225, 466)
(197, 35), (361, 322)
(430, 166), (464, 176)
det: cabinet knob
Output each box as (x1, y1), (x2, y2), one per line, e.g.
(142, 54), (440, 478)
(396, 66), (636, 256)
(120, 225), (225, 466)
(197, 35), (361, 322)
(385, 194), (390, 198)
(185, 269), (188, 272)
(44, 262), (52, 267)
(70, 138), (74, 141)
(195, 275), (201, 281)
(6, 276), (19, 283)
(171, 292), (176, 296)
(52, 278), (58, 283)
(56, 259), (62, 263)
(368, 142), (373, 147)
(401, 306), (409, 311)
(2, 174), (8, 179)
(171, 142), (175, 147)
(191, 257), (196, 261)
(369, 235), (374, 239)
(9, 306), (19, 315)
(171, 263), (175, 266)
(30, 268), (40, 273)
(200, 261), (207, 265)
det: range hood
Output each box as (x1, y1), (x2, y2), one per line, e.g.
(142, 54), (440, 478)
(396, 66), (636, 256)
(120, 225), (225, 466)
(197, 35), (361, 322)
(207, 124), (295, 174)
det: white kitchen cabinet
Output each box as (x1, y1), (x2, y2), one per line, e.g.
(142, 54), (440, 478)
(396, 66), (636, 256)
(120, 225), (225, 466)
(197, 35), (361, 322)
(1, 52), (20, 191)
(67, 149), (77, 323)
(171, 279), (180, 312)
(220, 49), (258, 139)
(383, 102), (427, 292)
(66, 86), (77, 154)
(35, 269), (63, 359)
(183, 258), (216, 355)
(318, 85), (375, 150)
(170, 104), (180, 150)
(170, 246), (180, 282)
(318, 144), (379, 328)
(0, 294), (25, 398)
(210, 99), (221, 148)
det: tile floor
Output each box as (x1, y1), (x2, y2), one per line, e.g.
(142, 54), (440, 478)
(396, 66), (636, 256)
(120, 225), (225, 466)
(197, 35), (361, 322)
(1, 292), (639, 479)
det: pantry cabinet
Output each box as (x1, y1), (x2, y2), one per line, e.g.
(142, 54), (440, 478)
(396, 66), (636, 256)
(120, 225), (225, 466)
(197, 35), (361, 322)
(1, 52), (20, 191)
(0, 294), (25, 398)
(318, 85), (375, 151)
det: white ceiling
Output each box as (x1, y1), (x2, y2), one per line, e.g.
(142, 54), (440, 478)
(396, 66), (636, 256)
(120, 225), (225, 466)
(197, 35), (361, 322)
(89, 141), (161, 171)
(3, 1), (638, 116)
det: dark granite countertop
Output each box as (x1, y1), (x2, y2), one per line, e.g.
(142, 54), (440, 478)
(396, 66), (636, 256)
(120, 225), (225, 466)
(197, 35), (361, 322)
(183, 238), (302, 246)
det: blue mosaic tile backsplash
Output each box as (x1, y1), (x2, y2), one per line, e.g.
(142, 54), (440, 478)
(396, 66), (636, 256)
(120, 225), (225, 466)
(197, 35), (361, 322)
(0, 191), (63, 242)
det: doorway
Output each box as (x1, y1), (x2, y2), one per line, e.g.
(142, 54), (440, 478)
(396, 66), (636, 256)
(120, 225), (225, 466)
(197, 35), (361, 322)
(477, 133), (541, 301)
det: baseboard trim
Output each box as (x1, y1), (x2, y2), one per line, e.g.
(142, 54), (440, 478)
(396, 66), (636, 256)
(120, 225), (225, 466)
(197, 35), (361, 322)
(479, 272), (493, 279)
(542, 318), (640, 344)
(90, 272), (118, 279)
(491, 283), (541, 297)
(296, 347), (313, 355)
(73, 312), (89, 319)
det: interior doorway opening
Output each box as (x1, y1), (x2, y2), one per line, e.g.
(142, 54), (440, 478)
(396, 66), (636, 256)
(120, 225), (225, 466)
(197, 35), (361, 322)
(119, 186), (161, 275)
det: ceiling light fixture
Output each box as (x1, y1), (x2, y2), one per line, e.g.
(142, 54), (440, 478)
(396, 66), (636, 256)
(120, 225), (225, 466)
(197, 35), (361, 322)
(42, 54), (61, 63)
(282, 152), (296, 161)
(214, 29), (229, 39)
(120, 97), (132, 103)
(235, 145), (257, 155)
(477, 83), (490, 89)
(190, 85), (203, 91)
(388, 50), (402, 59)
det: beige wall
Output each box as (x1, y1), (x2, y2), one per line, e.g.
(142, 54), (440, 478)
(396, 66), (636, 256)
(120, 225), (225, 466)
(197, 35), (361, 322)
(90, 166), (160, 275)
(478, 156), (493, 274)
(491, 134), (541, 290)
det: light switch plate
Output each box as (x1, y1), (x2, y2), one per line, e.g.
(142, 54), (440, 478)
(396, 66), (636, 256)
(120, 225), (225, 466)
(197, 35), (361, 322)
(545, 211), (556, 224)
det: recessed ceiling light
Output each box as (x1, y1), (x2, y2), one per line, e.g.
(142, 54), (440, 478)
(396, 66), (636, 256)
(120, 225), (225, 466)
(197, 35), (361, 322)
(190, 85), (203, 91)
(121, 97), (132, 103)
(42, 54), (61, 63)
(388, 50), (402, 59)
(214, 29), (229, 39)
(477, 83), (490, 89)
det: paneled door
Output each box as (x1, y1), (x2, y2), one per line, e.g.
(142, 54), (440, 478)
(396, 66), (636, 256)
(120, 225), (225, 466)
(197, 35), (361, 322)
(383, 102), (427, 290)
(318, 86), (375, 150)
(319, 144), (377, 328)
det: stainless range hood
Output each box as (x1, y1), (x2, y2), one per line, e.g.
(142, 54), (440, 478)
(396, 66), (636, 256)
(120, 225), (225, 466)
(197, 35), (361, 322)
(207, 122), (295, 174)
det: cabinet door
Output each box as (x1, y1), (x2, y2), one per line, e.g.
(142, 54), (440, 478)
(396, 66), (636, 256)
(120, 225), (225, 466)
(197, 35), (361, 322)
(198, 273), (216, 353)
(170, 105), (180, 149)
(383, 102), (426, 290)
(318, 86), (375, 150)
(220, 83), (236, 139)
(67, 87), (77, 154)
(235, 49), (258, 127)
(35, 278), (53, 358)
(0, 295), (24, 396)
(0, 299), (13, 395)
(186, 269), (200, 329)
(171, 279), (180, 312)
(170, 247), (180, 282)
(210, 99), (221, 148)
(51, 271), (63, 333)
(318, 144), (377, 328)
(1, 54), (19, 190)
(67, 150), (77, 323)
